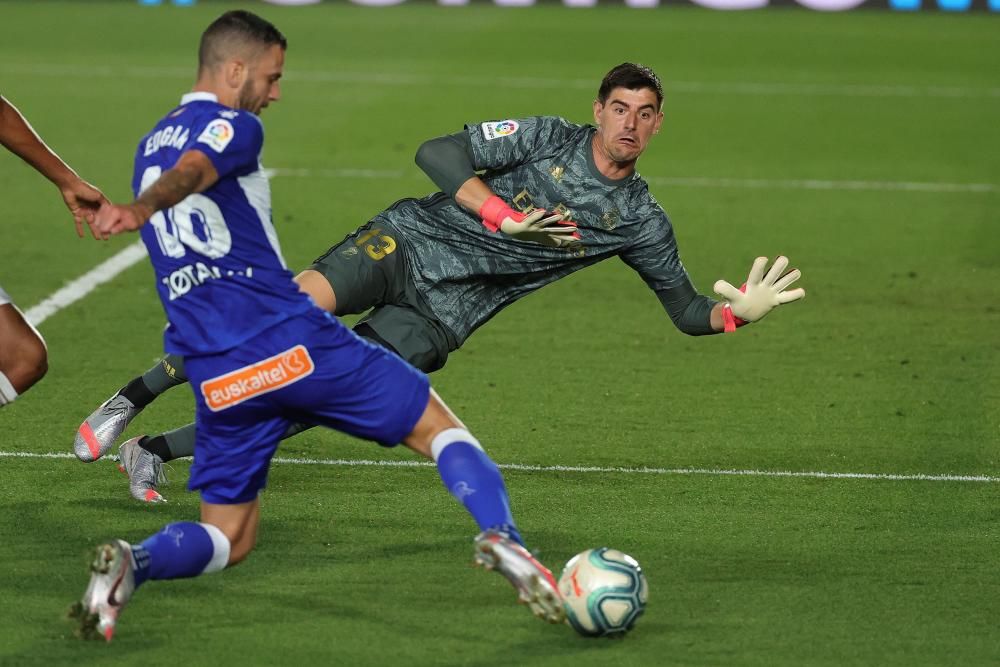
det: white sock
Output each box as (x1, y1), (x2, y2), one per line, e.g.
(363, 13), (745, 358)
(0, 372), (17, 406)
(430, 428), (483, 461)
(199, 522), (232, 574)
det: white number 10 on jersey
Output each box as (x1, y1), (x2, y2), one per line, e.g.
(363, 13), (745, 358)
(140, 165), (233, 259)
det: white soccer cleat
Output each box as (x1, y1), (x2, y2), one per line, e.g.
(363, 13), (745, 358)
(474, 530), (566, 624)
(68, 539), (136, 642)
(117, 437), (167, 503)
(74, 393), (141, 462)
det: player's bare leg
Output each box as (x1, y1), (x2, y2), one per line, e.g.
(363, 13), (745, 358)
(200, 498), (260, 566)
(402, 390), (565, 624)
(0, 302), (47, 405)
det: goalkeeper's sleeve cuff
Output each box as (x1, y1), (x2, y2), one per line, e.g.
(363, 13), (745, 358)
(722, 304), (747, 334)
(479, 195), (520, 232)
(479, 196), (507, 232)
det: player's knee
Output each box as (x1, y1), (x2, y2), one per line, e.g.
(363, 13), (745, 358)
(294, 269), (337, 312)
(208, 522), (256, 566)
(162, 354), (187, 384)
(23, 336), (48, 386)
(404, 390), (466, 458)
(200, 501), (259, 566)
(0, 328), (48, 393)
(227, 539), (256, 566)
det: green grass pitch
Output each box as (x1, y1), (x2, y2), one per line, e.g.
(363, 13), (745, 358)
(1, 1), (998, 664)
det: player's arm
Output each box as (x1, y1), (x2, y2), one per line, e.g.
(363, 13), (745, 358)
(414, 132), (500, 215)
(94, 150), (219, 238)
(415, 132), (578, 247)
(625, 205), (804, 333)
(656, 257), (805, 335)
(656, 279), (724, 335)
(0, 95), (108, 238)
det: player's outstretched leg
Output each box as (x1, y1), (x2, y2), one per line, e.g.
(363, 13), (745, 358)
(404, 395), (564, 624)
(74, 355), (188, 462)
(118, 437), (167, 503)
(70, 520), (232, 641)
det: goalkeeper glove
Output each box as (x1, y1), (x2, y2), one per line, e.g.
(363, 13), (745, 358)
(713, 256), (805, 333)
(479, 195), (580, 248)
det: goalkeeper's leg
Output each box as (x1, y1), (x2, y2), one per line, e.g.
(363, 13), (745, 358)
(74, 354), (188, 462)
(121, 422), (313, 503)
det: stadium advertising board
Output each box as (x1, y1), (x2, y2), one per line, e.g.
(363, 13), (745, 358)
(266, 0), (998, 11)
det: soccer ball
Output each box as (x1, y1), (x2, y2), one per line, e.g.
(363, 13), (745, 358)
(558, 547), (648, 637)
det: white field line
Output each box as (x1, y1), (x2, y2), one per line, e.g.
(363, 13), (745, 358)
(2, 63), (999, 100)
(646, 176), (999, 194)
(1, 450), (996, 484)
(263, 167), (406, 180)
(267, 167), (999, 195)
(24, 241), (147, 327)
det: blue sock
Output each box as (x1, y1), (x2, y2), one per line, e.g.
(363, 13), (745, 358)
(432, 429), (523, 546)
(130, 522), (230, 587)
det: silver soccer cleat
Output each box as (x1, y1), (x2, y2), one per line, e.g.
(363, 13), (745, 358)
(117, 437), (167, 503)
(74, 393), (141, 462)
(474, 530), (566, 624)
(68, 539), (136, 642)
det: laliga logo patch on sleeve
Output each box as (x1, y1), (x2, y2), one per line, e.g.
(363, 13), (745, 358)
(482, 120), (519, 141)
(197, 118), (235, 153)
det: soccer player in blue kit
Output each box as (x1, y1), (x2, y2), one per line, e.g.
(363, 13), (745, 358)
(70, 10), (564, 641)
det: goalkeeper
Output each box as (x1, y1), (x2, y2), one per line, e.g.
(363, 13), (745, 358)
(73, 62), (805, 502)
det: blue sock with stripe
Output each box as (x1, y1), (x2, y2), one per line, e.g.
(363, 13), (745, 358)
(130, 522), (231, 587)
(432, 429), (523, 546)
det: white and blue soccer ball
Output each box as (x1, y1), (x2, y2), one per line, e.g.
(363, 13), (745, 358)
(557, 547), (648, 637)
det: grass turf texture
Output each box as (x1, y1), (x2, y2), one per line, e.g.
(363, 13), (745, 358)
(1, 1), (998, 664)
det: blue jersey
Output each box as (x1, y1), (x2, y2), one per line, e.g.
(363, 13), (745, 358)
(132, 92), (313, 356)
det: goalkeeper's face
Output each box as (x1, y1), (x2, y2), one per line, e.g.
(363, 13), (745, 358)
(592, 87), (663, 165)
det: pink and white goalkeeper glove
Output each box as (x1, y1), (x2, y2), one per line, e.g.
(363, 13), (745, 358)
(479, 195), (580, 248)
(714, 256), (805, 333)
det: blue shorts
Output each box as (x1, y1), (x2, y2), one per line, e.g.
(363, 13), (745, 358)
(183, 308), (430, 504)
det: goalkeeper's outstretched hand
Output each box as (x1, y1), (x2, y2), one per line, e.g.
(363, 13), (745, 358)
(479, 195), (580, 248)
(714, 256), (804, 330)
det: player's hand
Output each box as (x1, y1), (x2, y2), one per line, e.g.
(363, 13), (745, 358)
(499, 208), (580, 248)
(59, 178), (110, 240)
(94, 202), (149, 239)
(713, 256), (805, 326)
(479, 195), (580, 248)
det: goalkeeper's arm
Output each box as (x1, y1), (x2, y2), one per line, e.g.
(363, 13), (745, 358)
(657, 256), (805, 335)
(414, 131), (516, 218)
(656, 279), (722, 336)
(414, 132), (578, 247)
(414, 132), (477, 199)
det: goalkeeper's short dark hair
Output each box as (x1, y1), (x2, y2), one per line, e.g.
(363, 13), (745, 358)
(598, 63), (663, 111)
(199, 10), (287, 72)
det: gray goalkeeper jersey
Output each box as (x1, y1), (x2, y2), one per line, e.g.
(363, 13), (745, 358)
(376, 115), (690, 346)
